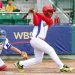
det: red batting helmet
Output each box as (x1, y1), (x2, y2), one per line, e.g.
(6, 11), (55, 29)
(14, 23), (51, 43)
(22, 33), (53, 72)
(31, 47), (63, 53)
(42, 5), (55, 15)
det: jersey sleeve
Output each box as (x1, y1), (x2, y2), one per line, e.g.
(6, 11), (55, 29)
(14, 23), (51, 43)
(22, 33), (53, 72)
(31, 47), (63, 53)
(4, 38), (12, 49)
(33, 13), (41, 26)
(36, 12), (53, 27)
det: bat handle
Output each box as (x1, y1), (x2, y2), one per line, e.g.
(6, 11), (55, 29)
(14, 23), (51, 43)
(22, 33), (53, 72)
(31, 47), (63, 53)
(23, 12), (30, 19)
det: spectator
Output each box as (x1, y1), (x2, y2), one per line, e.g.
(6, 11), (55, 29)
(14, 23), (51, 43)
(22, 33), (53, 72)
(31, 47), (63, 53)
(0, 0), (5, 12)
(6, 0), (20, 12)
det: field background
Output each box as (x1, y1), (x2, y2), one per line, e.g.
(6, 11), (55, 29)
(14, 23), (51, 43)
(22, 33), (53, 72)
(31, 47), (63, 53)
(0, 55), (75, 75)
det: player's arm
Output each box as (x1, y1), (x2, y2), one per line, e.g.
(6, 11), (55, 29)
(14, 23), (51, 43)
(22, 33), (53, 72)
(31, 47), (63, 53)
(29, 8), (53, 27)
(9, 46), (21, 54)
(4, 39), (28, 60)
(36, 12), (53, 26)
(4, 44), (28, 60)
(9, 46), (28, 60)
(33, 13), (41, 26)
(4, 38), (21, 54)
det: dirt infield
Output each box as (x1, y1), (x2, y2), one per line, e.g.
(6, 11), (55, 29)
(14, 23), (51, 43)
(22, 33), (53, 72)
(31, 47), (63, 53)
(0, 60), (75, 75)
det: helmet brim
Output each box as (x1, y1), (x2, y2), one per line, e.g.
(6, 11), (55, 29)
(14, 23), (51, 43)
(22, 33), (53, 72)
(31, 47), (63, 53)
(47, 9), (56, 12)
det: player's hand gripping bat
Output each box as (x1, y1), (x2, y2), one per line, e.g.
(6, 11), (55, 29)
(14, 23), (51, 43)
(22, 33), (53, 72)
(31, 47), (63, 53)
(22, 8), (35, 19)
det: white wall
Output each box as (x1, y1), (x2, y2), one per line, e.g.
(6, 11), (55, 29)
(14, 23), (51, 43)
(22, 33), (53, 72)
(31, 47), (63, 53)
(57, 0), (73, 10)
(13, 0), (73, 24)
(14, 0), (36, 12)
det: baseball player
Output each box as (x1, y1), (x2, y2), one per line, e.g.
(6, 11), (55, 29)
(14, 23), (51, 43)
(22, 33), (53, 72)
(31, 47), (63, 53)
(16, 5), (73, 72)
(0, 28), (28, 71)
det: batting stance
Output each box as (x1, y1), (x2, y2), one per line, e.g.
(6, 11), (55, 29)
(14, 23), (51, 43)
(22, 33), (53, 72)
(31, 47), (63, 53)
(16, 5), (73, 72)
(0, 29), (28, 71)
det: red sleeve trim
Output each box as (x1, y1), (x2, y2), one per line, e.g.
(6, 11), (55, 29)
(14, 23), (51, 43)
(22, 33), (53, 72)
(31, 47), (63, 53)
(33, 13), (41, 26)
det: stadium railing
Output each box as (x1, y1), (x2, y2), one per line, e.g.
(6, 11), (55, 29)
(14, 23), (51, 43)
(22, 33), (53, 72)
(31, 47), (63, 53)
(0, 11), (72, 25)
(0, 12), (31, 25)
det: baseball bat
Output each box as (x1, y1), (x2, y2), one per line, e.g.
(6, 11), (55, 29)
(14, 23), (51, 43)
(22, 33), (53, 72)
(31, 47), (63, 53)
(22, 12), (30, 19)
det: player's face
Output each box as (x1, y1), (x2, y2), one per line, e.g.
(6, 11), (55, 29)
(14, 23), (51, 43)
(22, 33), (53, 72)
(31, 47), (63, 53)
(44, 10), (53, 18)
(0, 35), (6, 42)
(0, 35), (5, 38)
(47, 10), (53, 18)
(44, 12), (53, 18)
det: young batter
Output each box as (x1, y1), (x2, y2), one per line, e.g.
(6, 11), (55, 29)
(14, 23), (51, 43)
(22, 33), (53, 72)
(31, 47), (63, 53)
(16, 5), (73, 72)
(0, 28), (28, 71)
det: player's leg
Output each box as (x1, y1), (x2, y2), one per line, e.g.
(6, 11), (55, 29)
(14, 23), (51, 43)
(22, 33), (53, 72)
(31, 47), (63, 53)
(0, 50), (7, 71)
(15, 37), (73, 72)
(20, 49), (44, 67)
(30, 37), (64, 68)
(30, 37), (73, 72)
(15, 49), (44, 71)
